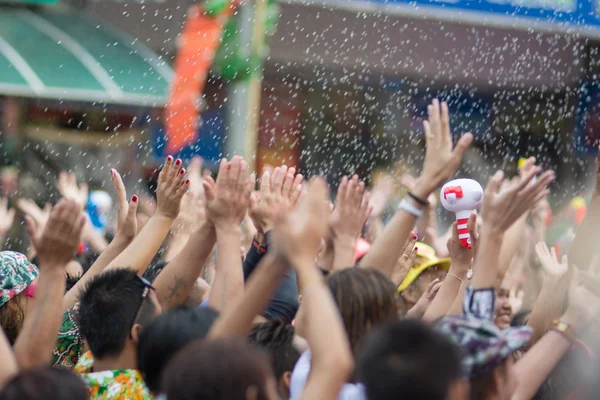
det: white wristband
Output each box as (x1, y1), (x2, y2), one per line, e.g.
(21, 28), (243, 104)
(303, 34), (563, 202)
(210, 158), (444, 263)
(399, 198), (423, 218)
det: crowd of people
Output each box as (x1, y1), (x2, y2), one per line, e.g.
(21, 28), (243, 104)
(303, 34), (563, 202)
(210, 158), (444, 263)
(0, 99), (598, 399)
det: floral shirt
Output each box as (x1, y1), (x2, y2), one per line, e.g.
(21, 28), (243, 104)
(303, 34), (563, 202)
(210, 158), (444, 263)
(75, 351), (153, 399)
(52, 304), (85, 369)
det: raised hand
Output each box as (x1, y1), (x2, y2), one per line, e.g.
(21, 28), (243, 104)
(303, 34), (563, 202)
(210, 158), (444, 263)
(535, 242), (569, 280)
(415, 99), (473, 197)
(330, 175), (371, 243)
(369, 174), (393, 219)
(0, 197), (15, 239)
(156, 156), (190, 219)
(390, 232), (418, 286)
(111, 169), (138, 240)
(407, 278), (443, 318)
(480, 165), (555, 235)
(56, 171), (88, 208)
(26, 199), (85, 268)
(203, 156), (254, 231)
(272, 177), (330, 267)
(249, 165), (303, 236)
(447, 213), (477, 269)
(17, 199), (51, 237)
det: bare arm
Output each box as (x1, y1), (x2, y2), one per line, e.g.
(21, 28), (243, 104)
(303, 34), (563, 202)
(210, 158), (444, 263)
(205, 157), (253, 312)
(14, 199), (85, 370)
(0, 328), (17, 389)
(208, 253), (287, 338)
(361, 100), (473, 275)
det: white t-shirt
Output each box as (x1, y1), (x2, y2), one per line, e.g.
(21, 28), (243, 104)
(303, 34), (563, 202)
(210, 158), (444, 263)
(290, 351), (367, 400)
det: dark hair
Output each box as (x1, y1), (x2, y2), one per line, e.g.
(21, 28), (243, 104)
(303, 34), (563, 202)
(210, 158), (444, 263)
(248, 320), (301, 381)
(78, 268), (157, 359)
(0, 366), (87, 400)
(161, 337), (274, 400)
(510, 309), (532, 327)
(470, 360), (507, 400)
(357, 319), (464, 400)
(138, 305), (220, 393)
(326, 268), (398, 357)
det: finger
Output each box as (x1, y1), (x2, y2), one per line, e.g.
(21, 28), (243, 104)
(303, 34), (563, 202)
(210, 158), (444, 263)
(111, 169), (127, 206)
(486, 170), (505, 195)
(429, 100), (441, 138)
(190, 156), (203, 177)
(282, 173), (295, 198)
(431, 281), (444, 295)
(203, 178), (216, 202)
(25, 216), (38, 249)
(228, 157), (242, 187)
(404, 231), (418, 253)
(237, 159), (249, 190)
(423, 120), (433, 141)
(514, 165), (542, 193)
(171, 158), (183, 182)
(467, 211), (478, 239)
(244, 173), (256, 201)
(441, 101), (451, 139)
(271, 167), (284, 193)
(337, 176), (349, 205)
(427, 277), (441, 293)
(451, 221), (459, 241)
(260, 170), (272, 197)
(347, 176), (359, 206)
(173, 166), (187, 192)
(451, 133), (473, 163)
(128, 195), (139, 220)
(354, 178), (365, 208)
(215, 158), (228, 185)
(551, 246), (558, 262)
(292, 173), (304, 191)
(250, 191), (260, 210)
(72, 214), (87, 240)
(406, 245), (418, 267)
(290, 182), (303, 206)
(159, 155), (174, 184)
(176, 177), (191, 198)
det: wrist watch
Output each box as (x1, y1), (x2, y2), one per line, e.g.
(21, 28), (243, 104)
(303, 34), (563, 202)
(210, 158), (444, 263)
(550, 319), (576, 343)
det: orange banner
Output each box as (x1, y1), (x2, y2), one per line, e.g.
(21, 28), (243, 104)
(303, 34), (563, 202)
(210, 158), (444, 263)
(165, 4), (233, 155)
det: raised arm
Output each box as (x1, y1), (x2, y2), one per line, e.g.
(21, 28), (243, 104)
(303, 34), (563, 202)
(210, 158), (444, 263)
(360, 100), (473, 276)
(423, 217), (476, 321)
(104, 156), (188, 274)
(512, 276), (600, 400)
(205, 157), (254, 312)
(62, 169), (138, 311)
(14, 199), (85, 370)
(330, 175), (370, 270)
(526, 243), (572, 344)
(472, 166), (554, 291)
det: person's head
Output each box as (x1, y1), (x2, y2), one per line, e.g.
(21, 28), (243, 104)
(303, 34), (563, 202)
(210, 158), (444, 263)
(161, 337), (278, 400)
(138, 305), (219, 393)
(0, 252), (39, 344)
(357, 319), (469, 400)
(248, 320), (302, 399)
(326, 268), (398, 357)
(0, 366), (87, 400)
(435, 315), (532, 400)
(78, 268), (161, 361)
(398, 243), (450, 309)
(495, 282), (513, 329)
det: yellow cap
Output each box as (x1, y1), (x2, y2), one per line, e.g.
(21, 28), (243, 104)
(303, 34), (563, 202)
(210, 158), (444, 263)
(397, 242), (451, 292)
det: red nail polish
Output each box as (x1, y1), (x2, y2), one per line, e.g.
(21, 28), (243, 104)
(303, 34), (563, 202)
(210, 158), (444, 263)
(180, 169), (185, 175)
(185, 179), (190, 184)
(132, 195), (138, 202)
(167, 156), (173, 162)
(414, 247), (419, 252)
(413, 234), (418, 240)
(175, 159), (181, 166)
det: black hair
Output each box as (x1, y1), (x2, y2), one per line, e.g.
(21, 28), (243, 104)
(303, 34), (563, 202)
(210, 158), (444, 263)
(510, 309), (532, 327)
(78, 268), (157, 359)
(357, 319), (464, 400)
(248, 320), (301, 381)
(161, 337), (274, 400)
(0, 366), (87, 400)
(138, 305), (219, 393)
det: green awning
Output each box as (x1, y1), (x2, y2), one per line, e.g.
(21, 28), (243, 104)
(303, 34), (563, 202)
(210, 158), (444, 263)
(0, 6), (173, 106)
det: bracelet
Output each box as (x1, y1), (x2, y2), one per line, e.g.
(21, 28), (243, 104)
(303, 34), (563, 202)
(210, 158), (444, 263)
(399, 199), (424, 218)
(549, 320), (576, 344)
(407, 191), (430, 206)
(446, 273), (464, 284)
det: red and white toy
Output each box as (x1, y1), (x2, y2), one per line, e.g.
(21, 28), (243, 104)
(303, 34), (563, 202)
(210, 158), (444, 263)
(440, 179), (484, 249)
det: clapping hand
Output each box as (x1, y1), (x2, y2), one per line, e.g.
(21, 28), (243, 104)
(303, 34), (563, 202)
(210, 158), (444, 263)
(535, 242), (569, 282)
(156, 156), (190, 219)
(203, 156), (254, 231)
(330, 175), (371, 243)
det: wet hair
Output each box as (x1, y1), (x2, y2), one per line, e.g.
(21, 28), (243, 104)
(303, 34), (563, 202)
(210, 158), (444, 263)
(248, 320), (301, 381)
(0, 366), (87, 400)
(357, 319), (464, 400)
(138, 306), (220, 393)
(78, 268), (157, 359)
(326, 268), (398, 357)
(161, 337), (274, 400)
(0, 291), (26, 345)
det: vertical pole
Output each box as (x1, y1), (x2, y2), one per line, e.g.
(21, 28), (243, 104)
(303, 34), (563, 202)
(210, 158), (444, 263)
(225, 0), (267, 172)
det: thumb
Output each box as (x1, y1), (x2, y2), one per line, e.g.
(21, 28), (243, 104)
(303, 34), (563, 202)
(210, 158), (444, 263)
(202, 179), (215, 202)
(25, 216), (38, 249)
(452, 133), (473, 161)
